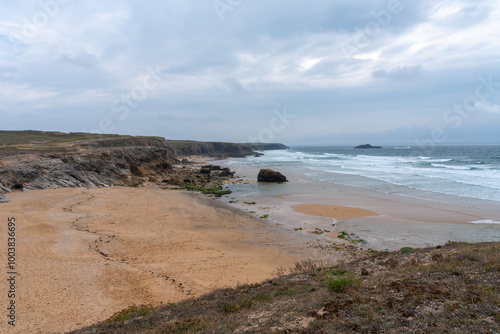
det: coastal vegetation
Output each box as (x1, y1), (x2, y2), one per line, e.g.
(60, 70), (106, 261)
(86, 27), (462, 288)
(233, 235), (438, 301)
(70, 241), (500, 333)
(176, 184), (232, 197)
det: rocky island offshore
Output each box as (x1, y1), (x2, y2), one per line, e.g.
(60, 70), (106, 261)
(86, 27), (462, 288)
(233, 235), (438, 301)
(354, 143), (383, 149)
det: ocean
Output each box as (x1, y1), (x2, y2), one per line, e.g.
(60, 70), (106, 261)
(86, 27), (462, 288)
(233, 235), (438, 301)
(217, 145), (500, 250)
(225, 145), (500, 215)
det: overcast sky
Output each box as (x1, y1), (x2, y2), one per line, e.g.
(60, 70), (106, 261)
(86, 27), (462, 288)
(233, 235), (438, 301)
(1, 1), (499, 145)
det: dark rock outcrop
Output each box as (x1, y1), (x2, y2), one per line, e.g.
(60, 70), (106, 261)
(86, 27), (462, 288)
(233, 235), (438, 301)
(199, 165), (234, 178)
(257, 169), (288, 183)
(354, 144), (382, 149)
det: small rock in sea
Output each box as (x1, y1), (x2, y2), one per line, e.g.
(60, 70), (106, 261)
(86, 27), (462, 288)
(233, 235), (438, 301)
(257, 169), (288, 183)
(354, 144), (383, 149)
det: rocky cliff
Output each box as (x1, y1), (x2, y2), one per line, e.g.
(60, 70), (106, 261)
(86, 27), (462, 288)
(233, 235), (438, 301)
(0, 131), (289, 203)
(0, 137), (177, 200)
(165, 141), (288, 158)
(165, 140), (256, 158)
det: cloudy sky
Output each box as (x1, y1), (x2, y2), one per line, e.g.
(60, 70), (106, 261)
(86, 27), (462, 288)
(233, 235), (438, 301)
(1, 0), (499, 145)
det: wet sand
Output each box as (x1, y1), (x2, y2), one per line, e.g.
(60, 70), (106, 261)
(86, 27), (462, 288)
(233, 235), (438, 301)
(0, 186), (306, 334)
(291, 204), (379, 219)
(218, 163), (500, 251)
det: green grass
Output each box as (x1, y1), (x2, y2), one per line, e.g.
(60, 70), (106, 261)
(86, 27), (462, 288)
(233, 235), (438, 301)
(106, 305), (153, 323)
(324, 274), (361, 293)
(274, 288), (301, 296)
(0, 130), (125, 146)
(305, 284), (316, 292)
(330, 269), (347, 276)
(222, 292), (273, 314)
(400, 247), (414, 254)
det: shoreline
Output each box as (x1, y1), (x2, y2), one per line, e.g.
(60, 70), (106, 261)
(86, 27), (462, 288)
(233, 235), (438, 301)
(213, 159), (500, 250)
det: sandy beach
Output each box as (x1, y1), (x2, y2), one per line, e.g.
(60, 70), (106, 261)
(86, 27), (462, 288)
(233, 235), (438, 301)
(0, 186), (307, 334)
(1, 166), (499, 333)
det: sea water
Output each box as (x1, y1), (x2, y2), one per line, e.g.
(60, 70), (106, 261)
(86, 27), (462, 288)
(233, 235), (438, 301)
(226, 145), (500, 214)
(220, 145), (500, 249)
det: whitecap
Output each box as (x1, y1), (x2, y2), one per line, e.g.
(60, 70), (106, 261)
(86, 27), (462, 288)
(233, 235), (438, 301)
(468, 220), (500, 225)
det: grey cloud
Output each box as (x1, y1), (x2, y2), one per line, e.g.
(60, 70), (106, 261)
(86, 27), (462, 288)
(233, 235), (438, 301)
(59, 53), (100, 69)
(222, 77), (244, 92)
(434, 3), (494, 28)
(1, 0), (499, 144)
(372, 65), (425, 81)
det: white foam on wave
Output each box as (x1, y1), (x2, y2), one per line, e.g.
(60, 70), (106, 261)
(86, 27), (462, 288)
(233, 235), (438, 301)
(427, 158), (453, 163)
(468, 220), (500, 225)
(431, 163), (473, 170)
(234, 148), (500, 203)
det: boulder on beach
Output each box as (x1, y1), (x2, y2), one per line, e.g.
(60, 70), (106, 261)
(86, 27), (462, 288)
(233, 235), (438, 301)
(257, 169), (288, 183)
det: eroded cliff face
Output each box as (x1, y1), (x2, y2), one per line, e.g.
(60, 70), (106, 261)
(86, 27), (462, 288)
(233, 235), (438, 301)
(166, 141), (256, 158)
(0, 137), (177, 200)
(0, 131), (289, 203)
(166, 141), (288, 158)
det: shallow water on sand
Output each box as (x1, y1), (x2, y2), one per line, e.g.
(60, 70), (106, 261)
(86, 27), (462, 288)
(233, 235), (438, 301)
(213, 150), (500, 251)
